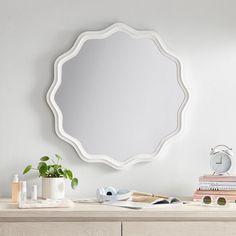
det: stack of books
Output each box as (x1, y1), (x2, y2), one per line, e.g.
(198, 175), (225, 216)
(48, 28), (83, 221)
(193, 175), (236, 203)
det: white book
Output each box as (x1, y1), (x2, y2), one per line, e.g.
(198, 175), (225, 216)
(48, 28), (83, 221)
(103, 197), (180, 209)
(199, 181), (236, 191)
(200, 181), (236, 186)
(199, 186), (236, 190)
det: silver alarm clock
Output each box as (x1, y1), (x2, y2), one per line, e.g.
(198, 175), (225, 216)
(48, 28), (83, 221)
(210, 145), (233, 175)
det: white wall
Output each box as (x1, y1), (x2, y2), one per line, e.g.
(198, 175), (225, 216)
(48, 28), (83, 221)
(1, 0), (236, 198)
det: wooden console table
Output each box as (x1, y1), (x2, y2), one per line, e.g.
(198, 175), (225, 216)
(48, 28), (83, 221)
(1, 199), (236, 235)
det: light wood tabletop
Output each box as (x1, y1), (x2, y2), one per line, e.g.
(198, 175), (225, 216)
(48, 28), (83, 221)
(1, 198), (236, 222)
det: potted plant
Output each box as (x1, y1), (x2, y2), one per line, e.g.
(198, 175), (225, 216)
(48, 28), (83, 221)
(23, 154), (78, 199)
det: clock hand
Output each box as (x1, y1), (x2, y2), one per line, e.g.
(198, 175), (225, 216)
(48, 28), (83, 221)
(216, 156), (223, 164)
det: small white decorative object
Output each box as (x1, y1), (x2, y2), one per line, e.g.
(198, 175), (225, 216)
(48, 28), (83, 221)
(31, 185), (38, 201)
(42, 177), (65, 199)
(210, 145), (233, 175)
(19, 181), (27, 202)
(96, 187), (132, 203)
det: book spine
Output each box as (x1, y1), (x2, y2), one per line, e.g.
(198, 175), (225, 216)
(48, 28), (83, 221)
(194, 190), (236, 195)
(199, 182), (236, 190)
(199, 186), (236, 190)
(199, 181), (236, 186)
(199, 176), (236, 182)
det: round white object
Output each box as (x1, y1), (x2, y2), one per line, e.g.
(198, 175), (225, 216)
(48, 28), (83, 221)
(210, 146), (233, 174)
(96, 187), (132, 203)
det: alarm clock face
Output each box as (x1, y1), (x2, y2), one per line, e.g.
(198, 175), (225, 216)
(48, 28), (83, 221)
(210, 152), (232, 174)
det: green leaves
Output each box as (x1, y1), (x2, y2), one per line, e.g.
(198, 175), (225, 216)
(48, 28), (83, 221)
(40, 156), (49, 161)
(38, 162), (48, 176)
(64, 169), (73, 180)
(71, 178), (79, 189)
(48, 166), (55, 175)
(22, 154), (79, 189)
(38, 162), (46, 170)
(23, 165), (32, 175)
(57, 168), (64, 176)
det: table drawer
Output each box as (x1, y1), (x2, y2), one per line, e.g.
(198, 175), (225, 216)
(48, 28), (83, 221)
(0, 222), (121, 236)
(123, 222), (236, 236)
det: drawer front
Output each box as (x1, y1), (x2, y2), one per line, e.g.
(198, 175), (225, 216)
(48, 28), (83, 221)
(123, 222), (236, 236)
(0, 222), (121, 236)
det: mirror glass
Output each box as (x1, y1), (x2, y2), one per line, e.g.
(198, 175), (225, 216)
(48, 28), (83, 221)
(48, 24), (188, 169)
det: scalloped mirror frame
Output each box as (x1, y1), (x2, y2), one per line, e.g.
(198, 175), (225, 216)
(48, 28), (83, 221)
(47, 23), (189, 170)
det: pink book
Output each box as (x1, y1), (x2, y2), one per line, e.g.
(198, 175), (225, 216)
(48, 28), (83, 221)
(199, 175), (236, 182)
(194, 190), (236, 196)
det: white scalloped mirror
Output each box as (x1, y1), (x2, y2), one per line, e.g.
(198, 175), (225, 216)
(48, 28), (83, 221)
(47, 23), (189, 170)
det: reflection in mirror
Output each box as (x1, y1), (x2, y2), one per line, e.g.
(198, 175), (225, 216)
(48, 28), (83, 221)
(47, 23), (189, 169)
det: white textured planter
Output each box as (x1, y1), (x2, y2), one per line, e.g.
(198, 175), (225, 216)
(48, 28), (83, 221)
(42, 177), (65, 199)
